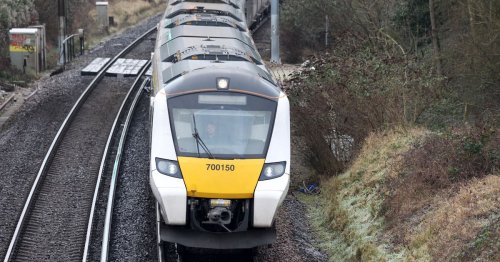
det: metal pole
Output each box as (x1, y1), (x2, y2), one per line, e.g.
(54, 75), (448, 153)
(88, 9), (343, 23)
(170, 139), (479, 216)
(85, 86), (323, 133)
(270, 0), (280, 64)
(69, 38), (72, 61)
(79, 29), (84, 55)
(58, 0), (65, 65)
(63, 43), (66, 66)
(80, 37), (84, 55)
(72, 38), (75, 60)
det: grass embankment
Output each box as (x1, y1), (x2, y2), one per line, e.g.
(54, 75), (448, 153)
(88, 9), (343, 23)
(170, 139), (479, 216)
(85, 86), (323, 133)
(300, 128), (500, 261)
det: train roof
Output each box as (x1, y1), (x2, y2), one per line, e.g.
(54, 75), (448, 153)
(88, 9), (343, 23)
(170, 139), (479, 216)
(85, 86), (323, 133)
(169, 0), (245, 11)
(161, 61), (281, 100)
(154, 0), (280, 100)
(165, 2), (245, 22)
(160, 59), (273, 85)
(158, 25), (254, 49)
(164, 13), (247, 32)
(159, 36), (262, 65)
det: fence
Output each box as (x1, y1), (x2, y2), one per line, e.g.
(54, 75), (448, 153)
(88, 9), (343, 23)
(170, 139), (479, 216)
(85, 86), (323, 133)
(60, 29), (85, 66)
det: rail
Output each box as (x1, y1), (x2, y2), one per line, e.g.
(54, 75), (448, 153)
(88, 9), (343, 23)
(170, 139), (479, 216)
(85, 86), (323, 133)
(3, 26), (157, 262)
(98, 64), (151, 262)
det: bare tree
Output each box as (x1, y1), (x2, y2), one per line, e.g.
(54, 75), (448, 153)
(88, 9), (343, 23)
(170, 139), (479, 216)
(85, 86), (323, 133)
(429, 0), (443, 77)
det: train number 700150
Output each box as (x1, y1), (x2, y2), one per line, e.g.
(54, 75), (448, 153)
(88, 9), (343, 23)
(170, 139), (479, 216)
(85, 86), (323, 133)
(206, 164), (235, 172)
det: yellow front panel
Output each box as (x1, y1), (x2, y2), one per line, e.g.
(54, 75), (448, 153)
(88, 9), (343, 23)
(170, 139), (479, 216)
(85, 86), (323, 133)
(178, 157), (264, 199)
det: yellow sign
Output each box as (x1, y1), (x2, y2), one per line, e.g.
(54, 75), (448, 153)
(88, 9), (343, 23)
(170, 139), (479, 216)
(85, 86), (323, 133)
(9, 45), (36, 53)
(178, 157), (265, 199)
(10, 33), (36, 53)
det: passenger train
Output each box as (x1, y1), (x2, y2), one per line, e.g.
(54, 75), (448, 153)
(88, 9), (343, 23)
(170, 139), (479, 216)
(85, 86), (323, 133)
(149, 0), (290, 250)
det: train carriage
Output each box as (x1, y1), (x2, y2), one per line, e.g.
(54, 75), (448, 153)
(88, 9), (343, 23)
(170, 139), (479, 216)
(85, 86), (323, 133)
(150, 0), (288, 249)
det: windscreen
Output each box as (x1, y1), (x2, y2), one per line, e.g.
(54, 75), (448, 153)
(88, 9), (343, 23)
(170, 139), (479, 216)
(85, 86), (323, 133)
(168, 92), (277, 159)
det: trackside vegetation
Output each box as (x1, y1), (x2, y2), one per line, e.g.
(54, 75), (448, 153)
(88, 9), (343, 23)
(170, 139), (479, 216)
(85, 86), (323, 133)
(300, 128), (499, 260)
(282, 0), (500, 260)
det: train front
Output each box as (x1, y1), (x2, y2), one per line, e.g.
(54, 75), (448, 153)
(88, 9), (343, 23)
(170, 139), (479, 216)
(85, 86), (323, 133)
(150, 68), (290, 249)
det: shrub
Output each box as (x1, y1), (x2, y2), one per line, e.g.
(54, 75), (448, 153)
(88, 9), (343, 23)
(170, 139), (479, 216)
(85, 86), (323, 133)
(383, 125), (499, 234)
(286, 33), (441, 176)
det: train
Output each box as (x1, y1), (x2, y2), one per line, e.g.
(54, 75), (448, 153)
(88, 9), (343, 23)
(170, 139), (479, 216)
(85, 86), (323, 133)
(149, 0), (290, 250)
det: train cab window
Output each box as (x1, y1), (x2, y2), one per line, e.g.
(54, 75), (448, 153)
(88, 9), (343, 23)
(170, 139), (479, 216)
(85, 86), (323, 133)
(168, 92), (277, 159)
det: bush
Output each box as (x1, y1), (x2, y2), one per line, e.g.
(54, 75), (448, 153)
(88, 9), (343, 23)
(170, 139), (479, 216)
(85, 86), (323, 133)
(383, 125), (499, 234)
(281, 0), (500, 127)
(286, 33), (441, 176)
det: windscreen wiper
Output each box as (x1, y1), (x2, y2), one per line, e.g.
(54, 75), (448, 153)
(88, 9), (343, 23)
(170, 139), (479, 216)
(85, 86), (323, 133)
(192, 115), (214, 159)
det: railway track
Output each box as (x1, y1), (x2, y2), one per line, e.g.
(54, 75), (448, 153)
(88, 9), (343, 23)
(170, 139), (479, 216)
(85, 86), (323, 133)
(4, 3), (277, 261)
(84, 63), (151, 262)
(159, 243), (260, 262)
(173, 247), (259, 262)
(3, 27), (156, 262)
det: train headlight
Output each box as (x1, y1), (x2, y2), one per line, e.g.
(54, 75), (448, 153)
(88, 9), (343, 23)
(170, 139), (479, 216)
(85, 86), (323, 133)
(155, 158), (182, 178)
(259, 162), (286, 181)
(216, 77), (229, 90)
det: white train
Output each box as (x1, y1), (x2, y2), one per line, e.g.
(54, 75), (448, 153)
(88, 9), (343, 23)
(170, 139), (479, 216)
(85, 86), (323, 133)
(149, 0), (289, 249)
